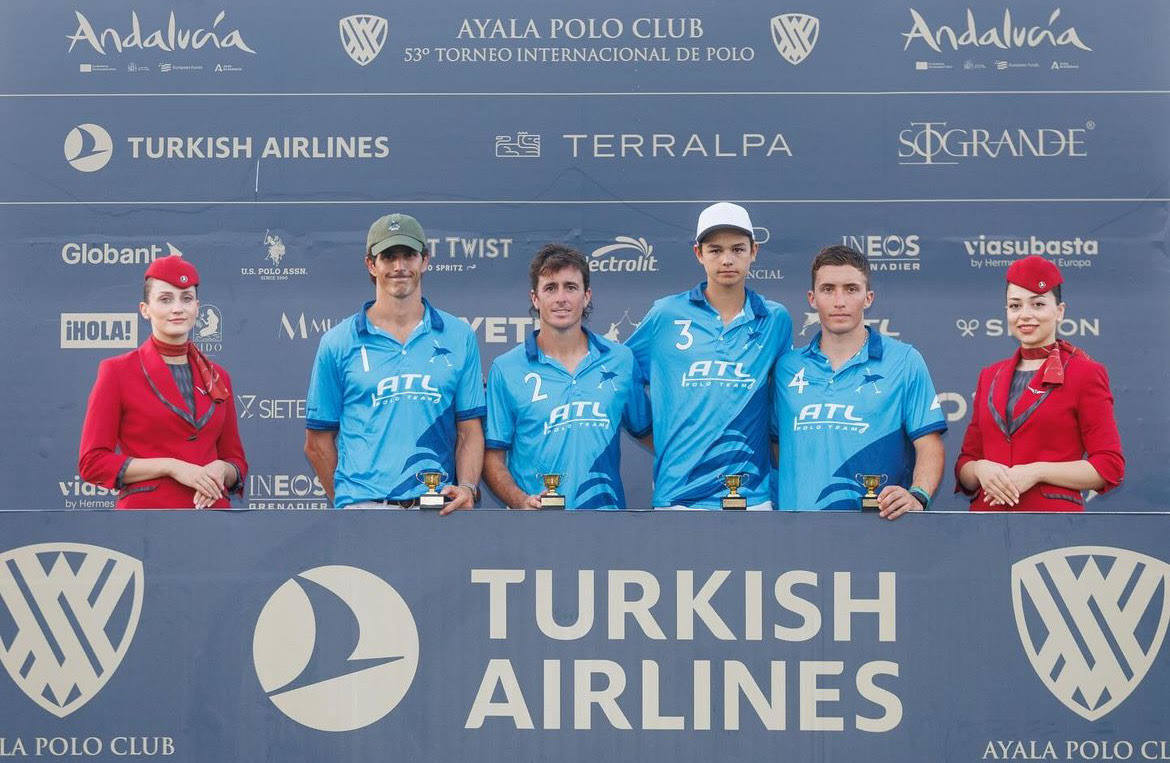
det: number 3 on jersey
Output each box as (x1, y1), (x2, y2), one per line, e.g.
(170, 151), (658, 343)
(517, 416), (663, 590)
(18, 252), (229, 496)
(674, 319), (694, 350)
(524, 372), (548, 403)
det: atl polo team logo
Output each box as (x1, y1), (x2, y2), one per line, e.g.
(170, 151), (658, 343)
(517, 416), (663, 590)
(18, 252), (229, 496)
(770, 13), (820, 65)
(253, 565), (419, 732)
(0, 543), (144, 717)
(1012, 546), (1170, 720)
(339, 14), (388, 66)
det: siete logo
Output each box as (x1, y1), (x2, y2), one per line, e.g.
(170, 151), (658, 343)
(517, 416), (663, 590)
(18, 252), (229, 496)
(899, 121), (1090, 166)
(60, 312), (138, 349)
(0, 544), (143, 717)
(681, 360), (757, 389)
(1012, 547), (1169, 720)
(237, 395), (306, 421)
(66, 10), (256, 55)
(902, 8), (1091, 54)
(543, 401), (611, 435)
(254, 565), (419, 731)
(62, 240), (181, 266)
(339, 14), (388, 66)
(841, 235), (921, 272)
(562, 132), (792, 159)
(590, 236), (659, 273)
(770, 13), (820, 65)
(64, 123), (113, 172)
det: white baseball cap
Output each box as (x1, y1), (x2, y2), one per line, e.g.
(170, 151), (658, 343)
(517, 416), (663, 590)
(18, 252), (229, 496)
(695, 202), (754, 243)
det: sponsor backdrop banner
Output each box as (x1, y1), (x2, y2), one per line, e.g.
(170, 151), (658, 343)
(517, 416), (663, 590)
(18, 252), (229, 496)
(0, 1), (1167, 509)
(0, 511), (1168, 761)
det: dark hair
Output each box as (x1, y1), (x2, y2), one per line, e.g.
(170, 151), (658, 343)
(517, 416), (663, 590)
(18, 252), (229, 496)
(1006, 283), (1062, 303)
(528, 243), (592, 320)
(143, 278), (197, 302)
(810, 244), (870, 289)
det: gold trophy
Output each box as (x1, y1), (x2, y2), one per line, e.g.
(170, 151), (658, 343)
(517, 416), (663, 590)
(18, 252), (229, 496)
(539, 473), (566, 509)
(855, 473), (888, 511)
(416, 470), (447, 510)
(721, 473), (747, 510)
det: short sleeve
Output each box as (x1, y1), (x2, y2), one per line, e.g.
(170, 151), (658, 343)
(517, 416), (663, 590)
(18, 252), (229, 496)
(903, 348), (947, 441)
(455, 329), (487, 421)
(624, 303), (660, 384)
(484, 361), (515, 450)
(305, 338), (342, 431)
(622, 367), (652, 438)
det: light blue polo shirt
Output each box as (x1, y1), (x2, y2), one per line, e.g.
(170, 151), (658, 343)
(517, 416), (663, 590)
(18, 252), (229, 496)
(486, 329), (650, 510)
(773, 328), (946, 510)
(306, 299), (485, 508)
(625, 283), (792, 509)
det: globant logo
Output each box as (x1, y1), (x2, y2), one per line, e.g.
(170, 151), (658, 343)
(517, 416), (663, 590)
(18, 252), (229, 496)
(61, 240), (181, 266)
(590, 236), (659, 273)
(254, 565), (419, 731)
(64, 123), (113, 172)
(60, 312), (138, 349)
(66, 10), (256, 55)
(897, 121), (1091, 166)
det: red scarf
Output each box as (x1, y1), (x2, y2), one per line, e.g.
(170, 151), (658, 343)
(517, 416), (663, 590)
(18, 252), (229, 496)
(150, 336), (228, 403)
(1018, 341), (1075, 386)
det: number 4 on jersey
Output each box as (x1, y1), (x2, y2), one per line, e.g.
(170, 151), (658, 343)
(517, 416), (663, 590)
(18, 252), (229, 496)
(788, 367), (809, 395)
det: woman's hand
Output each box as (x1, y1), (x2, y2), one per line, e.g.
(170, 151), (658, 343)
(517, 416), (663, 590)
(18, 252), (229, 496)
(974, 460), (1020, 507)
(170, 461), (225, 507)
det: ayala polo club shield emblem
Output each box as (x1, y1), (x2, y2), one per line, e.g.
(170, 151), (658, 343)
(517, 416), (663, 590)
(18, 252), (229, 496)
(0, 543), (144, 717)
(770, 13), (819, 65)
(1012, 546), (1170, 721)
(339, 14), (389, 66)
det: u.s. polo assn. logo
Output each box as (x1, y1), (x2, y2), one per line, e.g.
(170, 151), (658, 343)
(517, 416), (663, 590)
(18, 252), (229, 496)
(0, 543), (143, 717)
(1012, 546), (1170, 721)
(339, 14), (388, 66)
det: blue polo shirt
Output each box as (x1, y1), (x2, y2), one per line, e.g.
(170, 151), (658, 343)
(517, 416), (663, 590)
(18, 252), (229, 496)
(773, 328), (946, 510)
(306, 299), (486, 508)
(625, 283), (792, 509)
(486, 329), (650, 510)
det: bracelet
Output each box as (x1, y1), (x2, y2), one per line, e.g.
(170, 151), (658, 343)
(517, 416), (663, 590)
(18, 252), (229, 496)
(908, 485), (932, 510)
(457, 482), (480, 503)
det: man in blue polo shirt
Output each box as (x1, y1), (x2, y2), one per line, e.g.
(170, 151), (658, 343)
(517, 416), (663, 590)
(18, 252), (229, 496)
(773, 244), (945, 518)
(304, 213), (485, 511)
(484, 244), (651, 509)
(626, 202), (792, 509)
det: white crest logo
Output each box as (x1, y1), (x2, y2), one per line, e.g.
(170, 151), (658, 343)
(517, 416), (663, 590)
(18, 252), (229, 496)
(0, 543), (144, 717)
(254, 565), (419, 732)
(1012, 546), (1170, 721)
(64, 123), (113, 173)
(339, 14), (388, 66)
(770, 13), (820, 65)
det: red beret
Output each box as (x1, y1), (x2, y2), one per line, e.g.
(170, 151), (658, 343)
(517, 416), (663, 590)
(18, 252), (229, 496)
(1005, 255), (1062, 295)
(144, 255), (199, 288)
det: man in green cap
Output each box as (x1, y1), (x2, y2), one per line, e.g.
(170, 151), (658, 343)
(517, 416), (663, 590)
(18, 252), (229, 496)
(304, 213), (486, 511)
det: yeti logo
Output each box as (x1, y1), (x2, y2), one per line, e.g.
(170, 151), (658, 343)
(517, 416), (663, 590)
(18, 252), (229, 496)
(1012, 546), (1170, 721)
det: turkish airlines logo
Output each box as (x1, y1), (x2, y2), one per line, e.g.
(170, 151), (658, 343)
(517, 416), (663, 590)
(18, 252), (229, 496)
(0, 543), (144, 717)
(1012, 546), (1170, 721)
(339, 14), (388, 66)
(770, 13), (819, 65)
(253, 565), (419, 732)
(64, 123), (113, 172)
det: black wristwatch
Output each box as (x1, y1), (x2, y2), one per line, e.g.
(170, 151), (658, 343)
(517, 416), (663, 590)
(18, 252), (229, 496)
(908, 485), (931, 509)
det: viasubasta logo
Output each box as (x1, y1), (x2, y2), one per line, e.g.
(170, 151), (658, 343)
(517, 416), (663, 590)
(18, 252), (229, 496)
(898, 120), (1091, 165)
(66, 10), (256, 55)
(590, 236), (659, 273)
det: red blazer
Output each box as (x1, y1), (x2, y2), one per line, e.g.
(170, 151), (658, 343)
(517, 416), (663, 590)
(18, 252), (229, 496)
(955, 341), (1124, 511)
(78, 341), (248, 509)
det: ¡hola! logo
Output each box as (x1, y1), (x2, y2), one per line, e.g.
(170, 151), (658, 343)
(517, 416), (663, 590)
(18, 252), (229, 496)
(64, 123), (113, 172)
(1012, 546), (1170, 721)
(0, 543), (143, 717)
(253, 565), (419, 732)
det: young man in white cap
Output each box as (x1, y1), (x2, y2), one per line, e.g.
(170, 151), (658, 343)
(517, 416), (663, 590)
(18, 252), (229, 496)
(304, 213), (485, 511)
(625, 202), (792, 509)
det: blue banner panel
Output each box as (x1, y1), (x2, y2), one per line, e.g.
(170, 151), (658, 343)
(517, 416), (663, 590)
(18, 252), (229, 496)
(0, 511), (1168, 762)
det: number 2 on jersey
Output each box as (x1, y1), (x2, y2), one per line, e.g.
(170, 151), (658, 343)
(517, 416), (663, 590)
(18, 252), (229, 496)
(524, 372), (548, 402)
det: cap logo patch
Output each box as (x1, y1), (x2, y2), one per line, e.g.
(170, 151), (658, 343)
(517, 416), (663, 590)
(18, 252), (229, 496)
(1038, 280), (1046, 289)
(179, 275), (188, 284)
(389, 221), (400, 231)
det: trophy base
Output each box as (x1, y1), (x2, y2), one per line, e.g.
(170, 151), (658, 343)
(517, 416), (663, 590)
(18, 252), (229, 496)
(540, 494), (567, 509)
(721, 496), (748, 510)
(861, 497), (880, 511)
(419, 493), (446, 510)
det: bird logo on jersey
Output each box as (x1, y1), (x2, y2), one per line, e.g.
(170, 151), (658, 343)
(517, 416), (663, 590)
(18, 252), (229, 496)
(429, 342), (453, 367)
(857, 374), (883, 394)
(598, 367), (619, 391)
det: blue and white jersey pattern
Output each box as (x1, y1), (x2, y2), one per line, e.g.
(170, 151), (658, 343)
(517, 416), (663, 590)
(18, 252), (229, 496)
(486, 329), (651, 510)
(306, 299), (485, 508)
(773, 329), (946, 510)
(626, 284), (792, 509)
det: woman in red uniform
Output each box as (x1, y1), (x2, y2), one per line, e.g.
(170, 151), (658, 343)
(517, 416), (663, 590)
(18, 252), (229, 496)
(955, 256), (1123, 511)
(79, 255), (248, 509)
